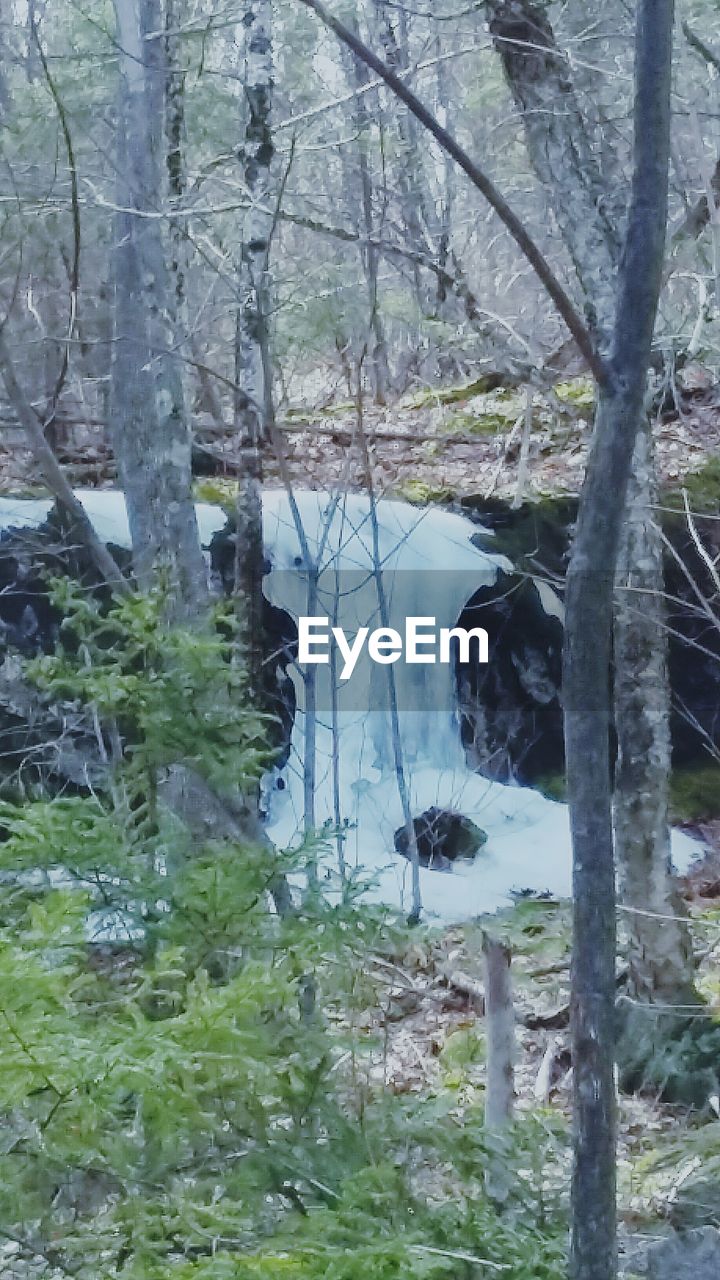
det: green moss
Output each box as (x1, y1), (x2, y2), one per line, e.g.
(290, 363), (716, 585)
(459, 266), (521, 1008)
(395, 479), (454, 506)
(193, 478), (237, 510)
(441, 406), (516, 435)
(669, 764), (720, 822)
(534, 772), (567, 803)
(664, 456), (720, 515)
(404, 375), (508, 409)
(0, 484), (52, 499)
(283, 402), (355, 424)
(553, 377), (595, 410)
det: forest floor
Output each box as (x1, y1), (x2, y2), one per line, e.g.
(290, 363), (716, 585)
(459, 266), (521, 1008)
(1, 374), (719, 1273)
(259, 366), (720, 505)
(361, 861), (720, 1271)
(3, 366), (720, 508)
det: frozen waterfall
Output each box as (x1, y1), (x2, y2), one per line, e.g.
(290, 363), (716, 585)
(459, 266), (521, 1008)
(0, 488), (700, 923)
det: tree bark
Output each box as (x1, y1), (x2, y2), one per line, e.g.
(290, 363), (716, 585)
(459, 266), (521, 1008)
(294, 7), (674, 1274)
(485, 0), (697, 1016)
(340, 23), (391, 403)
(234, 0), (273, 693)
(485, 0), (619, 349)
(563, 6), (674, 1277)
(613, 425), (696, 1004)
(111, 0), (208, 619)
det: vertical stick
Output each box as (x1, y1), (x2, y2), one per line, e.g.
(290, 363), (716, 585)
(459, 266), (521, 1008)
(483, 933), (515, 1128)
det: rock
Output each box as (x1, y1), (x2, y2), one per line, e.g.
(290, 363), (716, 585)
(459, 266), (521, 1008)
(394, 807), (487, 871)
(644, 1226), (720, 1279)
(669, 1177), (720, 1230)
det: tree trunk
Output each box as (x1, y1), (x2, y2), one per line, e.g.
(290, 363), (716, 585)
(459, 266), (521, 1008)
(294, 6), (673, 1276)
(341, 27), (391, 404)
(234, 0), (273, 693)
(485, 0), (696, 1011)
(482, 933), (515, 1205)
(371, 0), (432, 310)
(485, 0), (620, 348)
(563, 8), (674, 1277)
(111, 0), (208, 619)
(613, 423), (696, 1004)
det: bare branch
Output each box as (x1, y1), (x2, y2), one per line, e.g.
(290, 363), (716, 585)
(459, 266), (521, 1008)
(294, 0), (605, 384)
(0, 328), (128, 593)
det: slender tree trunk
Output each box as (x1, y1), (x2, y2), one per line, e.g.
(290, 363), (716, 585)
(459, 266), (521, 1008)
(294, 7), (673, 1276)
(613, 424), (696, 1003)
(234, 0), (273, 693)
(111, 0), (208, 618)
(485, 0), (620, 348)
(341, 29), (391, 404)
(371, 0), (432, 309)
(563, 8), (674, 1277)
(164, 0), (187, 325)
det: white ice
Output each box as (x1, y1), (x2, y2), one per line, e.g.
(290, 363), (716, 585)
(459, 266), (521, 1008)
(0, 487), (702, 924)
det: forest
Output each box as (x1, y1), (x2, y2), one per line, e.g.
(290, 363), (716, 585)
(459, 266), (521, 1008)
(1, 0), (720, 1277)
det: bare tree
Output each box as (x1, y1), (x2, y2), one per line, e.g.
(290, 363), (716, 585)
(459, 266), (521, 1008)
(562, 6), (674, 1275)
(484, 0), (696, 1027)
(111, 0), (208, 618)
(294, 4), (674, 1278)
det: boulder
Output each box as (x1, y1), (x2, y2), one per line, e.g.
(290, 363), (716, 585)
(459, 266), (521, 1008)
(643, 1226), (720, 1279)
(394, 807), (487, 871)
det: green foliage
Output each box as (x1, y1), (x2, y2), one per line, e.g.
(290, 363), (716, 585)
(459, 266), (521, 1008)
(29, 584), (271, 792)
(0, 588), (569, 1277)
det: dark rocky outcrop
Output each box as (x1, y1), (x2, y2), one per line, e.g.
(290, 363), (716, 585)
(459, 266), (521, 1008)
(458, 492), (720, 790)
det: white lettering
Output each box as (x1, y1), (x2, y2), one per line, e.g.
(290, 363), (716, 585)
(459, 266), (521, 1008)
(368, 628), (402, 664)
(298, 617), (330, 664)
(332, 626), (369, 680)
(297, 617), (491, 676)
(406, 616), (437, 664)
(439, 626), (489, 664)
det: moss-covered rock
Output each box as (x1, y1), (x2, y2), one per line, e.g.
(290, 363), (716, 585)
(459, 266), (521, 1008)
(670, 765), (720, 822)
(617, 1004), (720, 1106)
(553, 376), (595, 410)
(403, 374), (511, 408)
(396, 478), (455, 506)
(534, 772), (567, 803)
(394, 807), (488, 871)
(665, 456), (720, 515)
(193, 477), (239, 510)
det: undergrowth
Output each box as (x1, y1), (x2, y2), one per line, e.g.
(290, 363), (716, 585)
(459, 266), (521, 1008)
(0, 586), (569, 1278)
